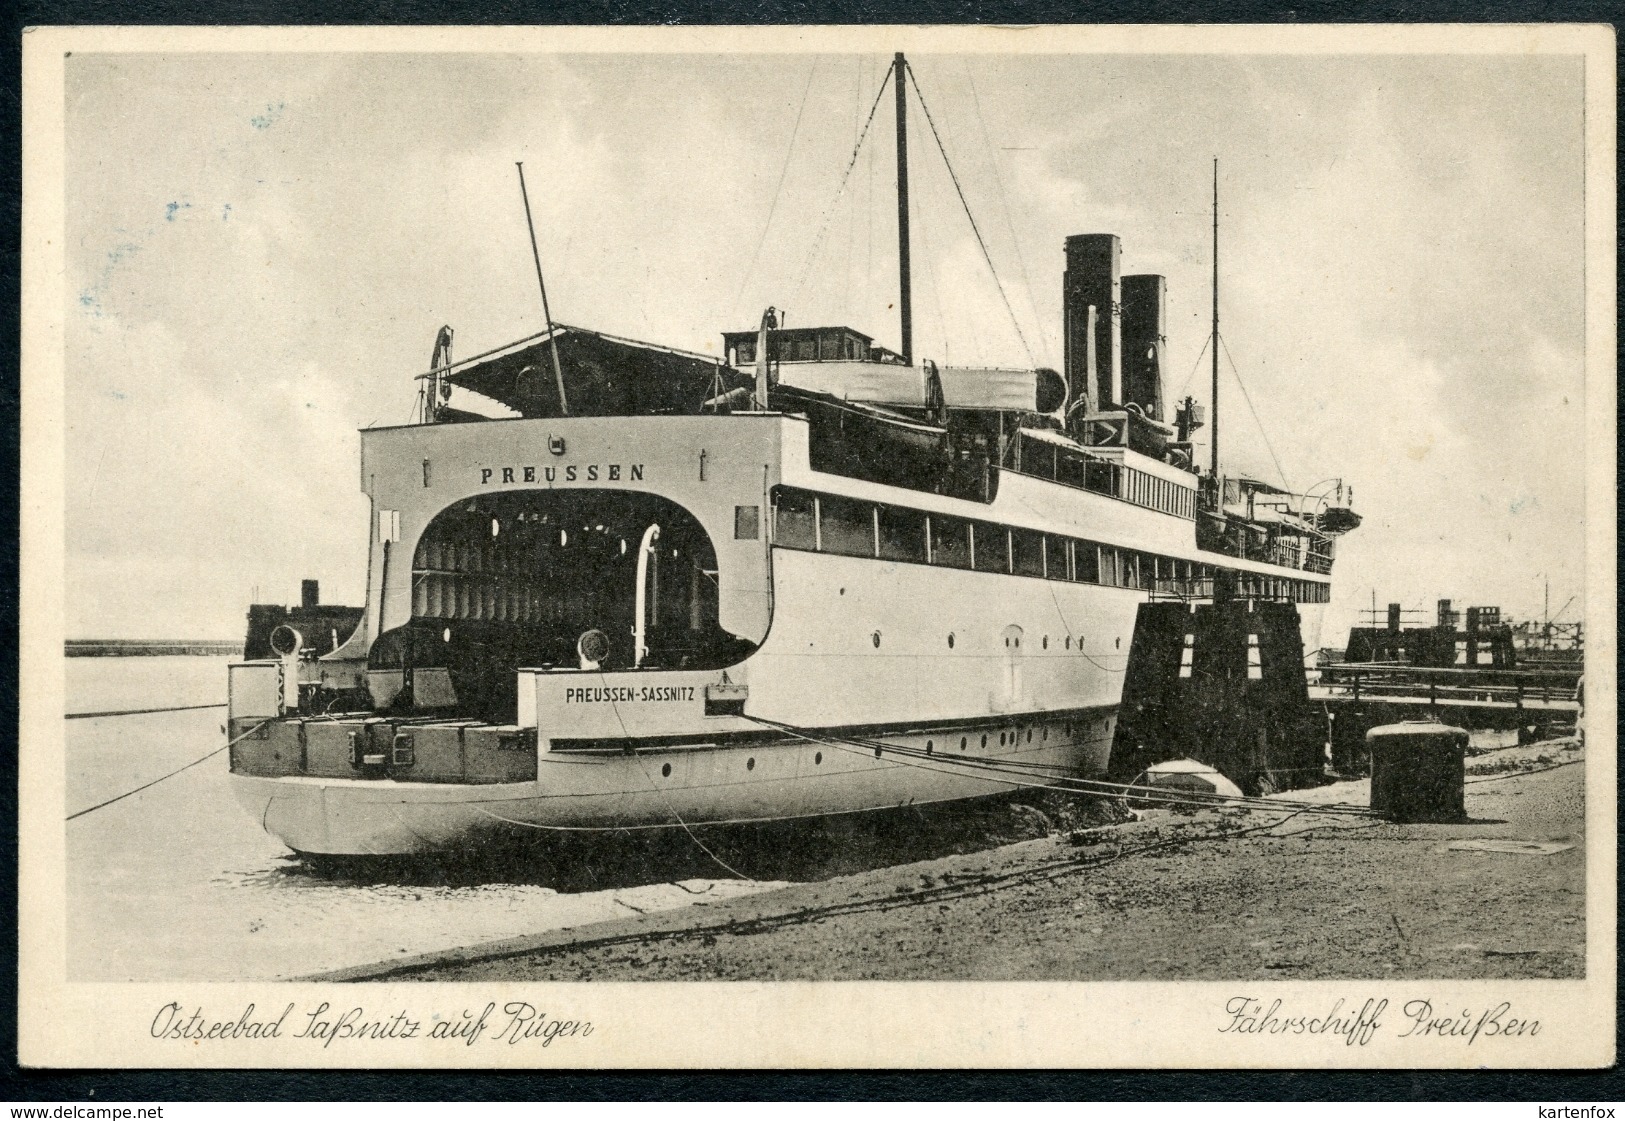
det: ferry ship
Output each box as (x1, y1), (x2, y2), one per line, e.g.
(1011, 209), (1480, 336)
(227, 55), (1360, 855)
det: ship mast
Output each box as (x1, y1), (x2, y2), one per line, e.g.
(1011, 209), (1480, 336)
(1210, 156), (1219, 477)
(894, 52), (913, 367)
(517, 161), (570, 416)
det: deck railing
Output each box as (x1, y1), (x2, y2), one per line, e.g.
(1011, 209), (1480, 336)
(1007, 433), (1197, 520)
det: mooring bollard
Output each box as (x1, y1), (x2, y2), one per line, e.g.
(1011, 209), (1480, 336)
(1367, 719), (1468, 823)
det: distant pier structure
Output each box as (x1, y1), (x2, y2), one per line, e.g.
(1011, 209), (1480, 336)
(1314, 594), (1582, 768)
(66, 639), (244, 657)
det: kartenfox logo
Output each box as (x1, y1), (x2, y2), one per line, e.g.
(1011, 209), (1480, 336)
(1538, 1111), (1617, 1119)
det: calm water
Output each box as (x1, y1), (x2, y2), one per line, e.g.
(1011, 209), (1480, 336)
(64, 656), (782, 982)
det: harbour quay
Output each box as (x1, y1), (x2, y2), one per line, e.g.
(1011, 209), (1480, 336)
(317, 735), (1584, 983)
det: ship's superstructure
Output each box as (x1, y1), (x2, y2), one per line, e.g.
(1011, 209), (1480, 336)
(227, 54), (1359, 855)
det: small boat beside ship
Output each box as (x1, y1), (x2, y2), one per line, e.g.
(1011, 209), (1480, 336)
(226, 54), (1360, 855)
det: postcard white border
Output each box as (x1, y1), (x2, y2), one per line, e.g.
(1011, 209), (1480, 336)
(19, 22), (1617, 1070)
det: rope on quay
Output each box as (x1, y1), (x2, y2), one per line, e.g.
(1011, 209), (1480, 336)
(65, 702), (227, 720)
(347, 803), (1338, 982)
(1465, 757), (1584, 785)
(743, 715), (1383, 820)
(65, 719), (269, 822)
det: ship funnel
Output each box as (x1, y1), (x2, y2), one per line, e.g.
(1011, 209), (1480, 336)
(1121, 274), (1167, 421)
(1063, 234), (1121, 412)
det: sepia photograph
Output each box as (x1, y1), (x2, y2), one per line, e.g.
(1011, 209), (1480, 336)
(18, 24), (1615, 1068)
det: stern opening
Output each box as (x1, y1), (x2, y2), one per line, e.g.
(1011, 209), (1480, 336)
(370, 490), (756, 721)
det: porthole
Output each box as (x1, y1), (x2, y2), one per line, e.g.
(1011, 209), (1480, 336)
(947, 633), (955, 649)
(1066, 636), (1072, 649)
(442, 627), (452, 643)
(815, 751), (823, 765)
(840, 587), (846, 595)
(661, 762), (672, 778)
(981, 734), (988, 748)
(872, 631), (882, 648)
(1115, 636), (1121, 649)
(1043, 636), (1049, 650)
(747, 757), (756, 771)
(874, 745), (883, 758)
(491, 518), (501, 538)
(926, 740), (934, 755)
(999, 732), (1006, 746)
(960, 736), (967, 751)
(1027, 729), (1033, 743)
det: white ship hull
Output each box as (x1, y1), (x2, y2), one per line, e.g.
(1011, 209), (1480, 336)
(232, 710), (1113, 855)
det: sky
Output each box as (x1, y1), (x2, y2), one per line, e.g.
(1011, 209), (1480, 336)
(62, 47), (1590, 641)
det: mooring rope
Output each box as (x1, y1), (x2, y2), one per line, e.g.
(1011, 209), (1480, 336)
(348, 803), (1343, 982)
(65, 719), (269, 822)
(1465, 757), (1583, 784)
(65, 701), (226, 720)
(595, 670), (753, 881)
(743, 714), (1381, 819)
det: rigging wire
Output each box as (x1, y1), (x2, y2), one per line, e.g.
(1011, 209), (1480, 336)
(913, 166), (953, 365)
(863, 55), (876, 326)
(905, 62), (1036, 369)
(790, 66), (894, 308)
(66, 718), (271, 822)
(1174, 332), (1212, 401)
(964, 62), (1054, 367)
(843, 56), (862, 318)
(730, 60), (819, 324)
(1219, 333), (1292, 492)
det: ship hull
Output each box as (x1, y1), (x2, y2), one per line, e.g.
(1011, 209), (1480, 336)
(230, 709), (1113, 855)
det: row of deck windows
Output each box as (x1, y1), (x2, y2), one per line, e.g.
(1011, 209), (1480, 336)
(770, 486), (1331, 604)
